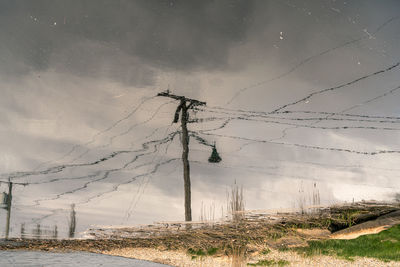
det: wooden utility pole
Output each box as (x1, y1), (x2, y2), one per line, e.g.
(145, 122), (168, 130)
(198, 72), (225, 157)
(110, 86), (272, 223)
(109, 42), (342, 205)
(157, 91), (206, 221)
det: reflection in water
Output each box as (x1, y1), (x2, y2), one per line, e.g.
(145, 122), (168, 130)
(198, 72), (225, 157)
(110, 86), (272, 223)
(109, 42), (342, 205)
(1, 1), (399, 249)
(228, 182), (245, 222)
(20, 223), (25, 239)
(68, 204), (76, 238)
(13, 204), (76, 239)
(32, 224), (41, 239)
(53, 225), (58, 239)
(17, 223), (61, 239)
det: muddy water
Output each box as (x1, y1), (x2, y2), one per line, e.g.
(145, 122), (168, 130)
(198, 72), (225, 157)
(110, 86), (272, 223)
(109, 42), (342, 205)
(0, 251), (170, 267)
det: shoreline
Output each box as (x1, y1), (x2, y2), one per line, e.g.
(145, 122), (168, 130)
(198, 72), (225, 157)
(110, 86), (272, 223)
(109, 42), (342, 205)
(1, 202), (399, 266)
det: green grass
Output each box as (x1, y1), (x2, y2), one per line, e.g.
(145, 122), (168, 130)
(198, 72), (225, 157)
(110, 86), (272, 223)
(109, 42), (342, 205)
(247, 259), (289, 266)
(188, 248), (206, 256)
(187, 247), (219, 259)
(295, 224), (400, 262)
(207, 247), (218, 255)
(261, 248), (271, 255)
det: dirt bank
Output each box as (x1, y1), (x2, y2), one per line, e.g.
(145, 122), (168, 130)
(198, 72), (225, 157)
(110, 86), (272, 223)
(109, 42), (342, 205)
(103, 247), (399, 267)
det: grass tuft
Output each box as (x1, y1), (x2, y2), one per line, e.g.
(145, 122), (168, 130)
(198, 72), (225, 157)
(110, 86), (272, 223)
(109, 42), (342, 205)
(188, 247), (219, 259)
(261, 248), (271, 255)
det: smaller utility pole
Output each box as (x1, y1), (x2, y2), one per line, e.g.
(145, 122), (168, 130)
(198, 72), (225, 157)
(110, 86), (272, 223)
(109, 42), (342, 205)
(5, 178), (13, 239)
(157, 91), (206, 221)
(68, 203), (76, 238)
(1, 179), (26, 239)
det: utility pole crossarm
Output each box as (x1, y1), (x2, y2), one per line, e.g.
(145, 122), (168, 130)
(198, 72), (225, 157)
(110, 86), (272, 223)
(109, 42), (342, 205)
(157, 92), (206, 108)
(0, 180), (28, 186)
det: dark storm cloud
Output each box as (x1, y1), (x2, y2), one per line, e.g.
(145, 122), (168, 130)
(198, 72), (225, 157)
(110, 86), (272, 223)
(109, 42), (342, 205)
(0, 0), (255, 85)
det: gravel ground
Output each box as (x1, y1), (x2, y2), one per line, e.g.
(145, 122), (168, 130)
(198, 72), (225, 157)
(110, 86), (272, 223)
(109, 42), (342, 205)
(103, 247), (400, 267)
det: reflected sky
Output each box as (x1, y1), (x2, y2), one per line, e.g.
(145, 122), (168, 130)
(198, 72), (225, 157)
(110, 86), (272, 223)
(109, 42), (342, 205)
(1, 0), (400, 237)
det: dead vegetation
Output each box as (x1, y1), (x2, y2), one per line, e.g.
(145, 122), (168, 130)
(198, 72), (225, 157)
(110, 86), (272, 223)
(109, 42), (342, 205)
(227, 182), (245, 222)
(1, 201), (398, 261)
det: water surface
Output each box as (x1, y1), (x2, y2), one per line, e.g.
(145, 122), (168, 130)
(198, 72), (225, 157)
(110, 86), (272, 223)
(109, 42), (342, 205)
(0, 251), (170, 267)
